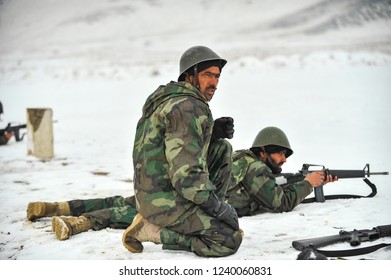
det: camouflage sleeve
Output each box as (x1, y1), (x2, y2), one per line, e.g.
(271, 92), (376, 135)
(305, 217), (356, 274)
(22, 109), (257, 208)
(164, 97), (215, 205)
(244, 162), (313, 212)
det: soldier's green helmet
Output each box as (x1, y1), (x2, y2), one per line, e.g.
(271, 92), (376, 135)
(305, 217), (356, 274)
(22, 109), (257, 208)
(252, 126), (293, 157)
(178, 46), (227, 81)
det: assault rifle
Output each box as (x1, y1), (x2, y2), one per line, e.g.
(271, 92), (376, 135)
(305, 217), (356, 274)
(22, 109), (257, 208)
(292, 224), (391, 257)
(0, 122), (27, 143)
(276, 164), (388, 203)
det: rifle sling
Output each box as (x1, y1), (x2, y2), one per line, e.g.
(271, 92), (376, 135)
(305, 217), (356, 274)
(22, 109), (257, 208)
(301, 178), (377, 204)
(314, 243), (391, 258)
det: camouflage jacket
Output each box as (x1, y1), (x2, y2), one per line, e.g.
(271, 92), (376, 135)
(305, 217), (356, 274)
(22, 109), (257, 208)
(226, 149), (313, 216)
(133, 81), (216, 226)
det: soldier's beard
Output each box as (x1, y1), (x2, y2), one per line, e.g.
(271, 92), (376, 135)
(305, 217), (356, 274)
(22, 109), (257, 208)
(266, 156), (283, 174)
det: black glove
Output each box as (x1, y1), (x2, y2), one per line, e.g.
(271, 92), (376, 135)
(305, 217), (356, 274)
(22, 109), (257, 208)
(211, 117), (234, 142)
(199, 192), (239, 230)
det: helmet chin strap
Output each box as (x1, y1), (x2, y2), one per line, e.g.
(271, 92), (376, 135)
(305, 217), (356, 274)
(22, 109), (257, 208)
(193, 64), (200, 90)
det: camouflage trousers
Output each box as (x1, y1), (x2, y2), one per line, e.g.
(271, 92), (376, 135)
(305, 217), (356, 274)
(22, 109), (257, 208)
(160, 139), (242, 257)
(68, 195), (137, 230)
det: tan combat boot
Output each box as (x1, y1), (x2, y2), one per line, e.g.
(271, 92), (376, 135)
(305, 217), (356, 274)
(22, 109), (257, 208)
(52, 216), (92, 241)
(27, 202), (71, 221)
(122, 214), (161, 253)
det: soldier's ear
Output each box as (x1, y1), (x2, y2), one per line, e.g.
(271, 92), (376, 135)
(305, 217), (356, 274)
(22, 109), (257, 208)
(259, 151), (267, 161)
(184, 74), (194, 83)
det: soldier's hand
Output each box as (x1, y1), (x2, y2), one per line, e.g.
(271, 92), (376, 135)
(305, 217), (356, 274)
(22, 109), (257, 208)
(215, 201), (239, 230)
(324, 169), (338, 184)
(200, 192), (239, 230)
(212, 117), (234, 142)
(304, 171), (325, 187)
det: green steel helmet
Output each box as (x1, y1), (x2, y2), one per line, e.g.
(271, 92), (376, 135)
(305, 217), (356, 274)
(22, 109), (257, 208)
(252, 126), (293, 157)
(178, 46), (227, 81)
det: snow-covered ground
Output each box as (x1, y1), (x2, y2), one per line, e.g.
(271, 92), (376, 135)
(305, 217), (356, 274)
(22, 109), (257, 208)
(1, 0), (391, 278)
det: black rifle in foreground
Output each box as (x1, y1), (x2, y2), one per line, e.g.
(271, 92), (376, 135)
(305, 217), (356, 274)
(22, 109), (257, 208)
(0, 122), (27, 142)
(292, 224), (391, 257)
(276, 163), (389, 203)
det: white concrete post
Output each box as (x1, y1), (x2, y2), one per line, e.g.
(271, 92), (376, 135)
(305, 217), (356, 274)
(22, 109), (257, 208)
(26, 108), (54, 159)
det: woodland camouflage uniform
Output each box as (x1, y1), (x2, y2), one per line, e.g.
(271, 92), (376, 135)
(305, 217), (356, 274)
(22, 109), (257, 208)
(66, 195), (137, 230)
(226, 149), (313, 217)
(132, 81), (242, 257)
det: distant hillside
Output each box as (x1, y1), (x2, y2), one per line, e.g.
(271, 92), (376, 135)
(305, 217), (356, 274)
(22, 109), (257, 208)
(269, 0), (391, 33)
(0, 0), (390, 65)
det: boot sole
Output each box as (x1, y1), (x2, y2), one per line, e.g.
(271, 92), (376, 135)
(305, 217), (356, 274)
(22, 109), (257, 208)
(122, 214), (144, 253)
(52, 216), (70, 241)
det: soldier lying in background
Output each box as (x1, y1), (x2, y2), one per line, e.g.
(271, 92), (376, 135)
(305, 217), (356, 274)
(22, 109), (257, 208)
(0, 101), (26, 145)
(225, 126), (337, 217)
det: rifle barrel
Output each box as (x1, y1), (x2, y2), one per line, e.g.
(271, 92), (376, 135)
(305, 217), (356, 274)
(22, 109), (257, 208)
(369, 171), (389, 175)
(329, 169), (389, 178)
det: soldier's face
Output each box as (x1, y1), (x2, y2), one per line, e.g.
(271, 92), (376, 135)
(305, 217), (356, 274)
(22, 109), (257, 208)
(197, 66), (221, 101)
(269, 151), (287, 168)
(260, 150), (287, 168)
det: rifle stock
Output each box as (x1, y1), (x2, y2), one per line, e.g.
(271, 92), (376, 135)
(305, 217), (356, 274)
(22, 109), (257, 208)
(292, 233), (351, 251)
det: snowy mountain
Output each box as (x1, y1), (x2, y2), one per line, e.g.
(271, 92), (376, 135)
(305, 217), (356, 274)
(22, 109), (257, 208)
(0, 0), (391, 278)
(1, 0), (390, 67)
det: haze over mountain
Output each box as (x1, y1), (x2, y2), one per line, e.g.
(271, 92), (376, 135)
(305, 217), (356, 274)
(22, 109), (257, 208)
(1, 0), (390, 70)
